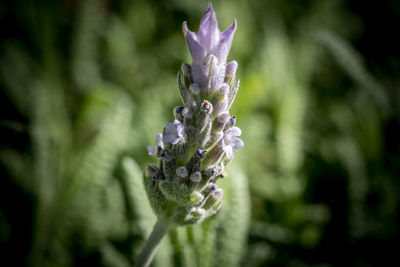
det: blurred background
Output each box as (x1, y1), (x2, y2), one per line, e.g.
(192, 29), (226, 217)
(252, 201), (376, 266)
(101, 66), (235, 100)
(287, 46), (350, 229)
(1, 0), (399, 266)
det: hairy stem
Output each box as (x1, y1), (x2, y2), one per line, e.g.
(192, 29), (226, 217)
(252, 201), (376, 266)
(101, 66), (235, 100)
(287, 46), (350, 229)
(134, 218), (172, 267)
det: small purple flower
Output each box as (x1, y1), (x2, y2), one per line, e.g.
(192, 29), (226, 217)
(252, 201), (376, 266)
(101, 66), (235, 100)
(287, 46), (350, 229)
(147, 133), (164, 155)
(221, 126), (244, 160)
(163, 120), (185, 144)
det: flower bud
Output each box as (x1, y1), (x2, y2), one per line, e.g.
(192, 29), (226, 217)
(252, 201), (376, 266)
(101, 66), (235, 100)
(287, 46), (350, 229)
(186, 149), (206, 173)
(208, 183), (218, 193)
(185, 126), (198, 153)
(227, 79), (240, 110)
(214, 84), (229, 101)
(189, 191), (204, 205)
(202, 143), (224, 168)
(182, 63), (192, 76)
(160, 149), (175, 179)
(146, 164), (159, 178)
(197, 100), (213, 132)
(202, 188), (224, 210)
(215, 170), (228, 183)
(199, 120), (212, 148)
(176, 166), (189, 183)
(189, 171), (202, 183)
(213, 113), (230, 131)
(198, 166), (218, 189)
(225, 60), (238, 76)
(183, 107), (194, 126)
(184, 207), (206, 224)
(212, 84), (229, 116)
(206, 131), (223, 148)
(159, 149), (174, 160)
(174, 106), (185, 122)
(204, 166), (218, 180)
(177, 71), (191, 105)
(206, 55), (225, 94)
(152, 172), (163, 181)
(172, 140), (187, 162)
(183, 67), (193, 88)
(223, 115), (236, 131)
(213, 96), (228, 117)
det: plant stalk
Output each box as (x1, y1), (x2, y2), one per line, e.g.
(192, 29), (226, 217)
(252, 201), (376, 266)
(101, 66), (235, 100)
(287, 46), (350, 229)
(134, 217), (172, 267)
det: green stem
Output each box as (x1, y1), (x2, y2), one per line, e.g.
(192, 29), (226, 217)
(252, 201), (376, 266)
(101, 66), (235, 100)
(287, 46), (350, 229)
(134, 218), (172, 267)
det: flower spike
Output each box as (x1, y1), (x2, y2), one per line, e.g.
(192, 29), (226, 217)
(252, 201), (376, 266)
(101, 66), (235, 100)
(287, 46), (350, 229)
(144, 4), (243, 226)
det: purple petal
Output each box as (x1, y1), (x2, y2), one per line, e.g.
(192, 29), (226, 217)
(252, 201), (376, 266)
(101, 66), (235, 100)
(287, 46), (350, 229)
(198, 3), (220, 51)
(224, 145), (234, 160)
(171, 136), (180, 145)
(224, 134), (234, 146)
(173, 120), (184, 136)
(213, 19), (236, 63)
(221, 18), (237, 41)
(165, 122), (176, 134)
(213, 39), (230, 64)
(147, 146), (157, 155)
(232, 137), (244, 149)
(183, 22), (206, 64)
(163, 134), (176, 144)
(231, 126), (242, 136)
(200, 3), (214, 25)
(173, 119), (183, 126)
(156, 133), (163, 148)
(176, 128), (184, 139)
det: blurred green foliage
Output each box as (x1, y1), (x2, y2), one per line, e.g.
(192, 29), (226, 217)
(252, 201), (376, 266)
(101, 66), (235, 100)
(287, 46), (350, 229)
(0, 0), (399, 266)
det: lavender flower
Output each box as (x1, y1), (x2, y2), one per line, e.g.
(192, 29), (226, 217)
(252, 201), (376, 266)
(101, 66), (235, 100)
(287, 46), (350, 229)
(163, 120), (185, 144)
(144, 4), (243, 226)
(221, 126), (244, 160)
(147, 133), (164, 155)
(147, 146), (157, 156)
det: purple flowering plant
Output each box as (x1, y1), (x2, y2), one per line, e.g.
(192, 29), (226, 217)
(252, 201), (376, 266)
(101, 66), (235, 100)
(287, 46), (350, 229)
(136, 4), (243, 266)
